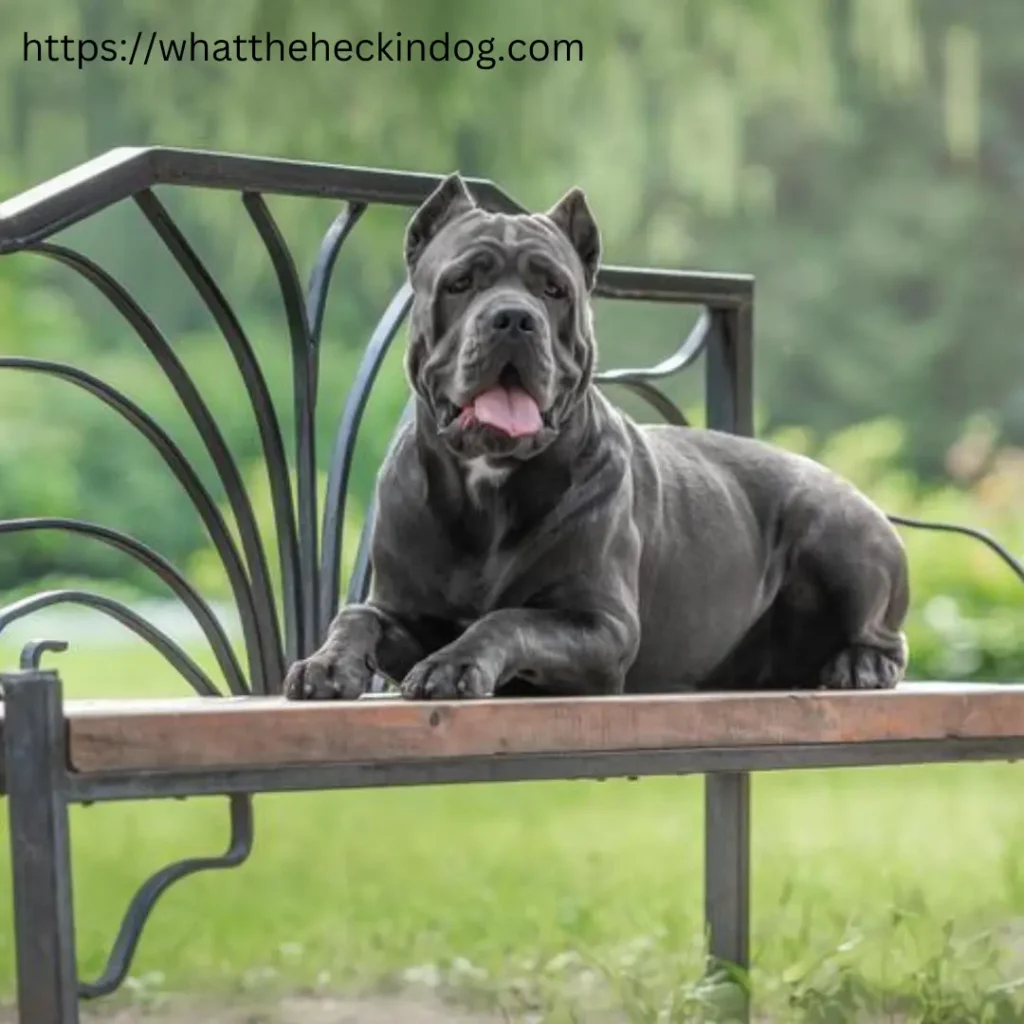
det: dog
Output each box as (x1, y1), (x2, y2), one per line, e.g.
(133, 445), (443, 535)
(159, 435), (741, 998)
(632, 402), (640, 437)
(283, 174), (909, 702)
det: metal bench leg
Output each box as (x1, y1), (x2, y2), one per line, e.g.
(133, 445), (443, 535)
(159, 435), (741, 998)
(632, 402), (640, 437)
(703, 284), (755, 1020)
(705, 771), (751, 1019)
(2, 666), (80, 1024)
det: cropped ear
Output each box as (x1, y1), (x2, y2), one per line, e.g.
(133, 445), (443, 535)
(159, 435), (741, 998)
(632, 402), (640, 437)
(404, 172), (476, 272)
(545, 187), (601, 290)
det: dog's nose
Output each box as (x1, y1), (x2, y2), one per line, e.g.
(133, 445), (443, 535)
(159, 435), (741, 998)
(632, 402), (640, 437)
(489, 305), (536, 338)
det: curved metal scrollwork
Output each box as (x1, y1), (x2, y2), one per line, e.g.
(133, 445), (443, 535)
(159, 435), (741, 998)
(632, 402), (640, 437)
(0, 590), (219, 697)
(0, 166), (409, 1000)
(0, 517), (245, 694)
(887, 513), (1024, 584)
(319, 282), (413, 634)
(306, 203), (367, 369)
(243, 192), (320, 657)
(78, 794), (254, 1000)
(0, 357), (266, 692)
(26, 241), (271, 677)
(594, 309), (713, 426)
(134, 188), (289, 686)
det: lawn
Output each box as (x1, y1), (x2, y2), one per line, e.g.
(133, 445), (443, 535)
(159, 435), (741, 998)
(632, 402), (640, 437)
(3, 640), (1024, 1022)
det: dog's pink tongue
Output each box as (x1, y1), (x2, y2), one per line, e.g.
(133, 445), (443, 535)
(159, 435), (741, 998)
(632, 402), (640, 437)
(472, 386), (543, 437)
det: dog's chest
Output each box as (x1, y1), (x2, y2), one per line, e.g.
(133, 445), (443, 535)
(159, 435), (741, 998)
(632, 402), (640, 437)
(463, 456), (512, 495)
(440, 536), (519, 619)
(432, 501), (533, 619)
(400, 455), (564, 622)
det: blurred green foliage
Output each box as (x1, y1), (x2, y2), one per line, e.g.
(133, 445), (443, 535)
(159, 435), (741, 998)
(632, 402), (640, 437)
(0, 0), (1021, 676)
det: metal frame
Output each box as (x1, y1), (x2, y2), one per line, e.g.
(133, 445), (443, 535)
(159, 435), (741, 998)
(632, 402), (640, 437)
(0, 147), (1021, 1023)
(1, 664), (79, 1023)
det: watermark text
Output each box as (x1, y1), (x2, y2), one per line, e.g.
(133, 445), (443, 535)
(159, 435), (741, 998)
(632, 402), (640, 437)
(23, 30), (584, 71)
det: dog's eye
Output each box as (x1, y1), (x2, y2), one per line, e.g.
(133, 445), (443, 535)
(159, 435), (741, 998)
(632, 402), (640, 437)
(445, 272), (473, 295)
(543, 278), (567, 299)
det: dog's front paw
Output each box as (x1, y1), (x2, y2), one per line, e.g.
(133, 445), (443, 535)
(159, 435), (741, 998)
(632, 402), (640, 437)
(401, 655), (496, 701)
(283, 649), (373, 701)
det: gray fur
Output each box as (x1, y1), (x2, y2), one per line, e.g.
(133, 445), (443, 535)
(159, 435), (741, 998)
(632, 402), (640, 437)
(284, 174), (909, 702)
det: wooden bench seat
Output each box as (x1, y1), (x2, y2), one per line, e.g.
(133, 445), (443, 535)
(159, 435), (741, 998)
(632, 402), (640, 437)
(4, 683), (1024, 779)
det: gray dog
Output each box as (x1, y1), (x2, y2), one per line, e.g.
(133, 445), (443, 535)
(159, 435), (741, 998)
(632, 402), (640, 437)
(284, 174), (909, 702)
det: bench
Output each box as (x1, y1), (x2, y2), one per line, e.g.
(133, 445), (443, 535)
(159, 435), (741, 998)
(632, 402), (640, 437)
(2, 148), (1023, 1024)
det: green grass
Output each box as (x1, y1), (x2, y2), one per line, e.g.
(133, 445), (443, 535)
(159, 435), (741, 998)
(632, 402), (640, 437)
(4, 641), (1024, 1021)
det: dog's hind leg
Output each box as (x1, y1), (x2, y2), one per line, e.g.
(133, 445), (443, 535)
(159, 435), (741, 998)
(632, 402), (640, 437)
(734, 517), (909, 692)
(801, 527), (910, 691)
(816, 561), (909, 690)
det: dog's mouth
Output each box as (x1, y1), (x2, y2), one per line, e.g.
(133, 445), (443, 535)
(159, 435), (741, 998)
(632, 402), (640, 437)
(440, 365), (553, 439)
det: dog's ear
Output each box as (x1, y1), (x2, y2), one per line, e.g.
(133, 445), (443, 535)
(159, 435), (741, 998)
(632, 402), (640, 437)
(544, 188), (601, 291)
(405, 172), (476, 272)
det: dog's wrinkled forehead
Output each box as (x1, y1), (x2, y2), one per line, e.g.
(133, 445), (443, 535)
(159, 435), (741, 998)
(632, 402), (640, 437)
(418, 210), (586, 285)
(404, 172), (602, 293)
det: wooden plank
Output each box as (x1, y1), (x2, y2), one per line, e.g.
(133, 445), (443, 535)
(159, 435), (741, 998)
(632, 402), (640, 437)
(56, 682), (1024, 774)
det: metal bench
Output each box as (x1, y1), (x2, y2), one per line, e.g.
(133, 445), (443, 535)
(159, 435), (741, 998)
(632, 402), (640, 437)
(1, 148), (1022, 1024)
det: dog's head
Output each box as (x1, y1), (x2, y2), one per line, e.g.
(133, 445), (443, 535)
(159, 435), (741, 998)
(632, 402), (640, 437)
(403, 172), (601, 462)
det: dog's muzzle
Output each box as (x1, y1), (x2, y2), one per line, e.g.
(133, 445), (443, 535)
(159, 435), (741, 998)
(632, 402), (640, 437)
(448, 300), (554, 440)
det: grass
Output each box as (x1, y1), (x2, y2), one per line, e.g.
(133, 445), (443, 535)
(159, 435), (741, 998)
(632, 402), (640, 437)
(4, 641), (1024, 1021)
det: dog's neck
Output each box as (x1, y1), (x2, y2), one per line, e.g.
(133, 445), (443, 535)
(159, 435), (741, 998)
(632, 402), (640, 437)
(413, 387), (611, 540)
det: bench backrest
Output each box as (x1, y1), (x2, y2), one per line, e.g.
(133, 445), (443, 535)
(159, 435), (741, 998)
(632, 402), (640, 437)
(0, 148), (753, 696)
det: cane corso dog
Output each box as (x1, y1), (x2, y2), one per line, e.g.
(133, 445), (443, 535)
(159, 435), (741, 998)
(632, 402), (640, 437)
(284, 174), (909, 701)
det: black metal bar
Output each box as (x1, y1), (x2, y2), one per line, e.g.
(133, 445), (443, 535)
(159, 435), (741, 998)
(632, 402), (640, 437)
(304, 202), (371, 613)
(593, 268), (752, 308)
(306, 202), (368, 398)
(596, 309), (713, 384)
(0, 590), (219, 697)
(28, 241), (276, 675)
(593, 309), (716, 425)
(134, 188), (288, 691)
(0, 518), (246, 694)
(888, 514), (1024, 584)
(78, 793), (253, 1000)
(705, 305), (755, 437)
(61, 734), (1024, 805)
(0, 148), (165, 251)
(705, 772), (751, 984)
(20, 638), (69, 670)
(595, 378), (690, 425)
(0, 359), (265, 692)
(704, 300), (755, 1018)
(0, 148), (754, 308)
(0, 666), (80, 1024)
(0, 147), (520, 250)
(242, 192), (318, 659)
(319, 283), (413, 637)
